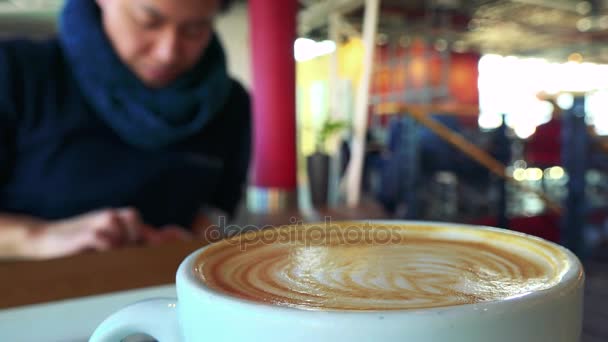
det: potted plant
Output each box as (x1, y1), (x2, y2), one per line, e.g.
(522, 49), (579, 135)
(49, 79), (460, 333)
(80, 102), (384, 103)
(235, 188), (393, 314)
(307, 118), (349, 207)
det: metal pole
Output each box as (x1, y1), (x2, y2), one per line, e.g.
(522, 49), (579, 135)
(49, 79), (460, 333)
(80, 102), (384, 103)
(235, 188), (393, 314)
(561, 96), (588, 257)
(328, 13), (342, 207)
(345, 0), (380, 207)
(496, 116), (510, 229)
(248, 0), (298, 213)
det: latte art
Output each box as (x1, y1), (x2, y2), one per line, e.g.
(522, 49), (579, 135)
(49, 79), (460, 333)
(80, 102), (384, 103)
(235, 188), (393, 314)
(194, 223), (569, 311)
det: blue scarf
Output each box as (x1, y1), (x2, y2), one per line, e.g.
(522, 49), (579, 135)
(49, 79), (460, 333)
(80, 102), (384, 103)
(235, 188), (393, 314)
(58, 0), (232, 149)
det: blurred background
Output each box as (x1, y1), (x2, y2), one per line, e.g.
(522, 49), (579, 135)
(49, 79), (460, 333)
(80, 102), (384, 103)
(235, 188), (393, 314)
(2, 0), (608, 259)
(1, 2), (608, 340)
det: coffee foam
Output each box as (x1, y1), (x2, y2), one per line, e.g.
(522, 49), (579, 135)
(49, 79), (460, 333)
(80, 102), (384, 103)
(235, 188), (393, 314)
(194, 223), (571, 311)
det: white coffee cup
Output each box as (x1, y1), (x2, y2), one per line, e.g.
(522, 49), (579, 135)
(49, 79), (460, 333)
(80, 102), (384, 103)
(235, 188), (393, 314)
(89, 221), (584, 342)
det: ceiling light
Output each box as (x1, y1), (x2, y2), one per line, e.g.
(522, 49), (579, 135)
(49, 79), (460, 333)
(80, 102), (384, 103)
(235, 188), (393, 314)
(557, 93), (575, 110)
(576, 1), (592, 15)
(294, 38), (337, 62)
(525, 168), (544, 181)
(568, 52), (584, 63)
(514, 124), (537, 140)
(513, 168), (526, 182)
(576, 18), (593, 32)
(548, 167), (565, 180)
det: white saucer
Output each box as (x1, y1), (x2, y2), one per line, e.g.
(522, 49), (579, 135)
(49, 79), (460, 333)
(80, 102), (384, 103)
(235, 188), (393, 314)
(0, 285), (176, 342)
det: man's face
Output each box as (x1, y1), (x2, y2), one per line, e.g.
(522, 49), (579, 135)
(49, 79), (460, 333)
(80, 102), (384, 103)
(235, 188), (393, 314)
(97, 0), (221, 88)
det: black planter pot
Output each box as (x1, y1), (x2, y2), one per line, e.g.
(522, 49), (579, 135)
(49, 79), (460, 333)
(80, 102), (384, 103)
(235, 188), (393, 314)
(307, 152), (330, 207)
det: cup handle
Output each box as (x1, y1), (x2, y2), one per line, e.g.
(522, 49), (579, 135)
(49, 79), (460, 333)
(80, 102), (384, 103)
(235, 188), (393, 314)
(89, 297), (181, 342)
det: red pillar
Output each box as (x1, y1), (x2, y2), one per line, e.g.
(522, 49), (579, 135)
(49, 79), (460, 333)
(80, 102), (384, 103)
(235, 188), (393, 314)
(248, 0), (298, 211)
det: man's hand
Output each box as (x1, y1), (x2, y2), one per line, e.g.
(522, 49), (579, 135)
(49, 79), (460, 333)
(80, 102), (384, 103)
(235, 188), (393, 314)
(144, 225), (192, 246)
(26, 208), (191, 259)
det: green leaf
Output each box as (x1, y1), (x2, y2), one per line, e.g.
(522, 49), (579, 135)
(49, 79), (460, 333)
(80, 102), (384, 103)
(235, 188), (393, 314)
(315, 118), (349, 153)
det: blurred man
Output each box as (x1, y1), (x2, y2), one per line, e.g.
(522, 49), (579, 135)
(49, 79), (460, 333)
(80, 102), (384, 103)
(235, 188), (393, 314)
(0, 0), (250, 259)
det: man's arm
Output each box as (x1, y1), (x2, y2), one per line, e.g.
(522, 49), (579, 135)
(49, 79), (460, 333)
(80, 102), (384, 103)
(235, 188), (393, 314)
(0, 208), (196, 260)
(0, 215), (39, 259)
(0, 209), (146, 260)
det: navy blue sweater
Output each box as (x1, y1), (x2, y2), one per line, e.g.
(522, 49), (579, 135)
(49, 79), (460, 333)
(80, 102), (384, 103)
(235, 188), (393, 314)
(0, 39), (251, 228)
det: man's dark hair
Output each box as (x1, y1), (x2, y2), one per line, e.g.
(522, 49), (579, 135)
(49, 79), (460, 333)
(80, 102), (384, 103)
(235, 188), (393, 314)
(220, 0), (235, 12)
